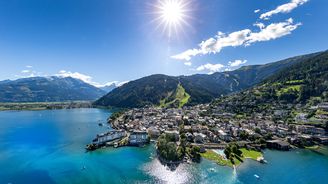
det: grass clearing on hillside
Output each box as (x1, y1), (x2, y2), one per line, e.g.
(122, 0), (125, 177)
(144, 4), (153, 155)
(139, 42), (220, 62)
(159, 84), (190, 108)
(277, 85), (301, 96)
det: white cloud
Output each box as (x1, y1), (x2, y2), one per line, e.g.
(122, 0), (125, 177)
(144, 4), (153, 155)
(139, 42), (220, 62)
(96, 81), (119, 87)
(172, 19), (301, 61)
(184, 62), (192, 66)
(228, 60), (247, 67)
(21, 70), (30, 73)
(253, 22), (265, 29)
(56, 70), (94, 84)
(117, 81), (129, 87)
(12, 68), (124, 89)
(260, 0), (308, 20)
(95, 80), (129, 88)
(254, 9), (261, 13)
(246, 18), (301, 45)
(25, 65), (33, 68)
(196, 63), (225, 74)
(171, 48), (201, 61)
(55, 70), (128, 88)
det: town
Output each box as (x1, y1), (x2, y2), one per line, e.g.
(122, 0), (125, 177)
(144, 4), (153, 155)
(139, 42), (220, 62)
(87, 101), (328, 166)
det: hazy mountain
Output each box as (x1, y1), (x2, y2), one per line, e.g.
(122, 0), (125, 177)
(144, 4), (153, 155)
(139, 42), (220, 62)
(0, 76), (106, 102)
(94, 51), (324, 108)
(99, 83), (118, 93)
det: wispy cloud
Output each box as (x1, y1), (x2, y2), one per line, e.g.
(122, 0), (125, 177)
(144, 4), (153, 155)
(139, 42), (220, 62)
(13, 67), (124, 89)
(195, 58), (247, 74)
(228, 60), (247, 67)
(95, 81), (129, 87)
(21, 70), (30, 73)
(254, 9), (261, 13)
(56, 70), (94, 84)
(55, 70), (128, 88)
(260, 0), (308, 20)
(184, 62), (192, 66)
(196, 63), (225, 74)
(15, 66), (41, 78)
(253, 22), (265, 29)
(172, 18), (301, 61)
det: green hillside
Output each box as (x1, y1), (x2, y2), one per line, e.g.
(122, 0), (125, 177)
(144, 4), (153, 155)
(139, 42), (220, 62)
(94, 51), (326, 108)
(212, 50), (328, 114)
(159, 83), (190, 108)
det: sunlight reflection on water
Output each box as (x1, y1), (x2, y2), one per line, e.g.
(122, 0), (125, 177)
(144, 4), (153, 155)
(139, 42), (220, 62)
(143, 159), (193, 184)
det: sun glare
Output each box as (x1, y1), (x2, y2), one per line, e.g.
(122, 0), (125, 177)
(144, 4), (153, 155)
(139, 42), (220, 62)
(152, 0), (191, 38)
(160, 0), (184, 24)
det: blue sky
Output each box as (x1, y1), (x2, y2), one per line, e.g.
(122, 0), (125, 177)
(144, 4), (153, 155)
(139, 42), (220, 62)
(0, 0), (327, 86)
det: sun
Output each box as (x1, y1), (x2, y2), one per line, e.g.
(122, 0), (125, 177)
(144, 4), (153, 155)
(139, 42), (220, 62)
(160, 0), (184, 24)
(152, 0), (191, 38)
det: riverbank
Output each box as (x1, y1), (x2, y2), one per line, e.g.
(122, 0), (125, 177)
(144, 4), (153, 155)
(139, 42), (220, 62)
(201, 148), (263, 167)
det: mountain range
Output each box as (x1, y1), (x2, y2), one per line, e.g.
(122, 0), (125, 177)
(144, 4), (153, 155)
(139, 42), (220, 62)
(0, 50), (325, 105)
(0, 77), (106, 102)
(94, 51), (324, 108)
(211, 50), (328, 115)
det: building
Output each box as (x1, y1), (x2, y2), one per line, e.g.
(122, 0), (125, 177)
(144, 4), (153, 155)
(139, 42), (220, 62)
(218, 129), (230, 142)
(266, 140), (290, 151)
(318, 102), (328, 111)
(129, 130), (149, 146)
(295, 113), (308, 123)
(148, 127), (161, 138)
(93, 130), (126, 145)
(193, 133), (206, 144)
(295, 125), (326, 135)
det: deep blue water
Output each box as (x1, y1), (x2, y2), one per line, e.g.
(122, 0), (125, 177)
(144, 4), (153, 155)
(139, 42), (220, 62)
(0, 109), (327, 184)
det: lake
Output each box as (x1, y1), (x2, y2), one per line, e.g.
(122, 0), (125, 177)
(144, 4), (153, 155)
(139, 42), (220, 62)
(0, 108), (327, 184)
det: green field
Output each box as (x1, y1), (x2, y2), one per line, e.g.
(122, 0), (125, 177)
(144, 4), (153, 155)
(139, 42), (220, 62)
(240, 148), (262, 160)
(201, 148), (263, 167)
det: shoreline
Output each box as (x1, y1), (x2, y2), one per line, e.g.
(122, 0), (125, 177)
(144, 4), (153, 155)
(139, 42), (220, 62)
(0, 101), (94, 111)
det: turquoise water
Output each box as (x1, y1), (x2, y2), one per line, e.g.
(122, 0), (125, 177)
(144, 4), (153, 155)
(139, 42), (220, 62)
(0, 109), (327, 184)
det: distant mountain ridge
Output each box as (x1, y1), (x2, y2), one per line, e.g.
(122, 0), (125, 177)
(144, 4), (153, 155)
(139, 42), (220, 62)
(99, 83), (118, 93)
(0, 76), (106, 102)
(94, 51), (324, 108)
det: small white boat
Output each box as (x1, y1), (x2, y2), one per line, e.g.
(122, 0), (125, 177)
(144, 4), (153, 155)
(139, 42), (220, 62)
(254, 174), (260, 179)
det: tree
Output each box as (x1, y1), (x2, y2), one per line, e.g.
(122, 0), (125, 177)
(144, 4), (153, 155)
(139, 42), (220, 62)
(189, 145), (201, 162)
(254, 128), (261, 134)
(239, 130), (249, 140)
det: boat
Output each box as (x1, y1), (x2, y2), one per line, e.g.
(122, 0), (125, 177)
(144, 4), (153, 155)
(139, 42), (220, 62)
(257, 156), (265, 163)
(254, 174), (260, 179)
(86, 143), (98, 151)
